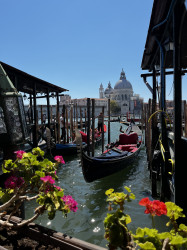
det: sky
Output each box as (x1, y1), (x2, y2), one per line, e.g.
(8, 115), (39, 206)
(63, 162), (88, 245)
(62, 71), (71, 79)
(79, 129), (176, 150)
(1, 0), (185, 105)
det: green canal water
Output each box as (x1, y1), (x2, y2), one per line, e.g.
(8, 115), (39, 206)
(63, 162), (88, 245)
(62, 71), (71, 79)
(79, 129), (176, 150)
(25, 122), (169, 247)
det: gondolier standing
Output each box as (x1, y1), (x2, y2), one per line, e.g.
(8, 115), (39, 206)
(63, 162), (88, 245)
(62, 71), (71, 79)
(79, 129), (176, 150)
(98, 112), (103, 133)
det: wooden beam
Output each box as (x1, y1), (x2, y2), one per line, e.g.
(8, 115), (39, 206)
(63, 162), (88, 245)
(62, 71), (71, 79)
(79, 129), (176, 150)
(173, 2), (182, 208)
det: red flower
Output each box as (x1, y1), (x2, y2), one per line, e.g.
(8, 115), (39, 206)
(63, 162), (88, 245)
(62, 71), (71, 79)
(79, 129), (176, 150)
(139, 197), (150, 206)
(139, 198), (167, 216)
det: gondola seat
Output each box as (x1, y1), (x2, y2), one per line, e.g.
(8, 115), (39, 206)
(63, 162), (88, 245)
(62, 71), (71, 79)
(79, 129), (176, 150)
(119, 132), (138, 145)
(118, 144), (137, 152)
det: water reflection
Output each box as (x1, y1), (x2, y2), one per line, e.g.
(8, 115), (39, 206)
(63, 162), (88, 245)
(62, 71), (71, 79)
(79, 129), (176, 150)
(25, 122), (167, 247)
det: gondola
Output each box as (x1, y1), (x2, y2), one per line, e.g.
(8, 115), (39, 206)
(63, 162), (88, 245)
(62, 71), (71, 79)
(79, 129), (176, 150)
(81, 124), (142, 182)
(52, 129), (103, 156)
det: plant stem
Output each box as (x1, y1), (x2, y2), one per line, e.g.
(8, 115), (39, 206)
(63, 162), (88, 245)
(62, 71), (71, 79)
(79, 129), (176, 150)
(151, 215), (155, 228)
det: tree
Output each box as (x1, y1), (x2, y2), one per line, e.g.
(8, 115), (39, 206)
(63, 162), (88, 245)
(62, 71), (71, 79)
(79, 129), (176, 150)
(110, 100), (121, 114)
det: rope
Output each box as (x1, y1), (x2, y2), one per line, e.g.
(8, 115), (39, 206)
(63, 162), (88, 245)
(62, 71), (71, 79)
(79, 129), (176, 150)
(159, 134), (165, 162)
(168, 159), (175, 175)
(148, 109), (172, 129)
(158, 134), (175, 175)
(148, 109), (174, 174)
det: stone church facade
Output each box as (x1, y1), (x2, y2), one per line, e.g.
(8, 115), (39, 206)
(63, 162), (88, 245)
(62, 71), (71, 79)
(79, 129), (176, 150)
(99, 69), (143, 115)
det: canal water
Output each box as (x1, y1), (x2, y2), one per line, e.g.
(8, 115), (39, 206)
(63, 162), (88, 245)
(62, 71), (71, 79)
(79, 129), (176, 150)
(25, 121), (169, 247)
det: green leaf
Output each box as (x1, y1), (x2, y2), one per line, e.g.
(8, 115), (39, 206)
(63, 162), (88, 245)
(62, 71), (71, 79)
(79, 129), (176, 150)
(158, 232), (171, 240)
(48, 210), (55, 220)
(0, 190), (5, 198)
(105, 189), (114, 196)
(129, 193), (136, 200)
(135, 227), (145, 238)
(2, 160), (12, 173)
(144, 228), (158, 237)
(56, 190), (64, 197)
(32, 147), (45, 157)
(124, 186), (131, 193)
(54, 200), (60, 209)
(179, 224), (187, 232)
(138, 241), (156, 250)
(165, 202), (185, 220)
(35, 171), (45, 177)
(170, 235), (187, 246)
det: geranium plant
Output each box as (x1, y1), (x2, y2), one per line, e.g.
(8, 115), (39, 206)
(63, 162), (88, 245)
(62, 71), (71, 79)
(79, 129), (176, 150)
(104, 187), (187, 249)
(0, 147), (78, 228)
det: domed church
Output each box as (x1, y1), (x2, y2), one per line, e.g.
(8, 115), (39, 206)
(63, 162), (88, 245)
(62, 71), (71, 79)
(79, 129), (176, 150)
(99, 69), (134, 114)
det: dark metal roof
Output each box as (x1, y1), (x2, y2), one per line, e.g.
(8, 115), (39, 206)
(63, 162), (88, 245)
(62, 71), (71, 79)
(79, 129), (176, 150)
(0, 61), (68, 94)
(141, 0), (187, 70)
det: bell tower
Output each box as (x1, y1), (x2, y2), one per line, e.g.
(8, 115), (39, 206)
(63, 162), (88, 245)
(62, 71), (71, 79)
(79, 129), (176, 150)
(99, 83), (104, 98)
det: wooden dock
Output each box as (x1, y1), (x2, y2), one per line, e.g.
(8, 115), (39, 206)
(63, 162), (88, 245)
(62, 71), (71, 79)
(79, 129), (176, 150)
(141, 0), (187, 216)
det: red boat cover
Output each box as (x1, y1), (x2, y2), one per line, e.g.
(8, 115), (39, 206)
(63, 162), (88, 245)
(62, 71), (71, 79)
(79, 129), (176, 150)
(119, 132), (138, 145)
(79, 131), (87, 143)
(99, 124), (107, 133)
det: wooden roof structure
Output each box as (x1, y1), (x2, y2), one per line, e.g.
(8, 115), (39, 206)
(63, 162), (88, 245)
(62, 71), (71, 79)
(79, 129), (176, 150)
(0, 61), (68, 94)
(141, 0), (187, 71)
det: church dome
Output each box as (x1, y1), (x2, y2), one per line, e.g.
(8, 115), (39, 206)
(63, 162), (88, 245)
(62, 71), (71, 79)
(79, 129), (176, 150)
(104, 81), (113, 94)
(114, 69), (132, 89)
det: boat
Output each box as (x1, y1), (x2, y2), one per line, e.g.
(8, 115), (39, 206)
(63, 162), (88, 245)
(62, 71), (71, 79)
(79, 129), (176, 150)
(52, 129), (103, 156)
(81, 124), (142, 182)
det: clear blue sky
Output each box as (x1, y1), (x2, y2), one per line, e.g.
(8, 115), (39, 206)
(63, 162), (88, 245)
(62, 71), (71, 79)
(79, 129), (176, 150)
(1, 0), (185, 104)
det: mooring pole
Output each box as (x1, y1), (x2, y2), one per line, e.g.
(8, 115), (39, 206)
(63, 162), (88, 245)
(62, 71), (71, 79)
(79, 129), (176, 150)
(84, 108), (87, 133)
(62, 105), (66, 144)
(108, 99), (111, 145)
(151, 68), (158, 197)
(87, 98), (90, 156)
(76, 102), (78, 128)
(80, 107), (83, 130)
(173, 2), (182, 209)
(33, 82), (38, 147)
(66, 106), (69, 143)
(102, 106), (105, 153)
(92, 99), (95, 157)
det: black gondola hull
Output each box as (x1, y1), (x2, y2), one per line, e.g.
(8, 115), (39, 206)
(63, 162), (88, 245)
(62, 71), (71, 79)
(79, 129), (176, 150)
(81, 144), (142, 182)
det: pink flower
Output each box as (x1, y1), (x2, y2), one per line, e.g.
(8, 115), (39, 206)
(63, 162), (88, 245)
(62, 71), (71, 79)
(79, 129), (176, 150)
(14, 150), (26, 159)
(62, 195), (78, 212)
(40, 176), (55, 184)
(5, 176), (25, 189)
(139, 197), (167, 216)
(54, 156), (65, 164)
(54, 185), (62, 191)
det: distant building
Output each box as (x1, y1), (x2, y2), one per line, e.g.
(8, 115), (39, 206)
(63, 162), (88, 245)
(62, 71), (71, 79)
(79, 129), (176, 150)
(59, 96), (108, 117)
(99, 69), (143, 115)
(70, 98), (108, 117)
